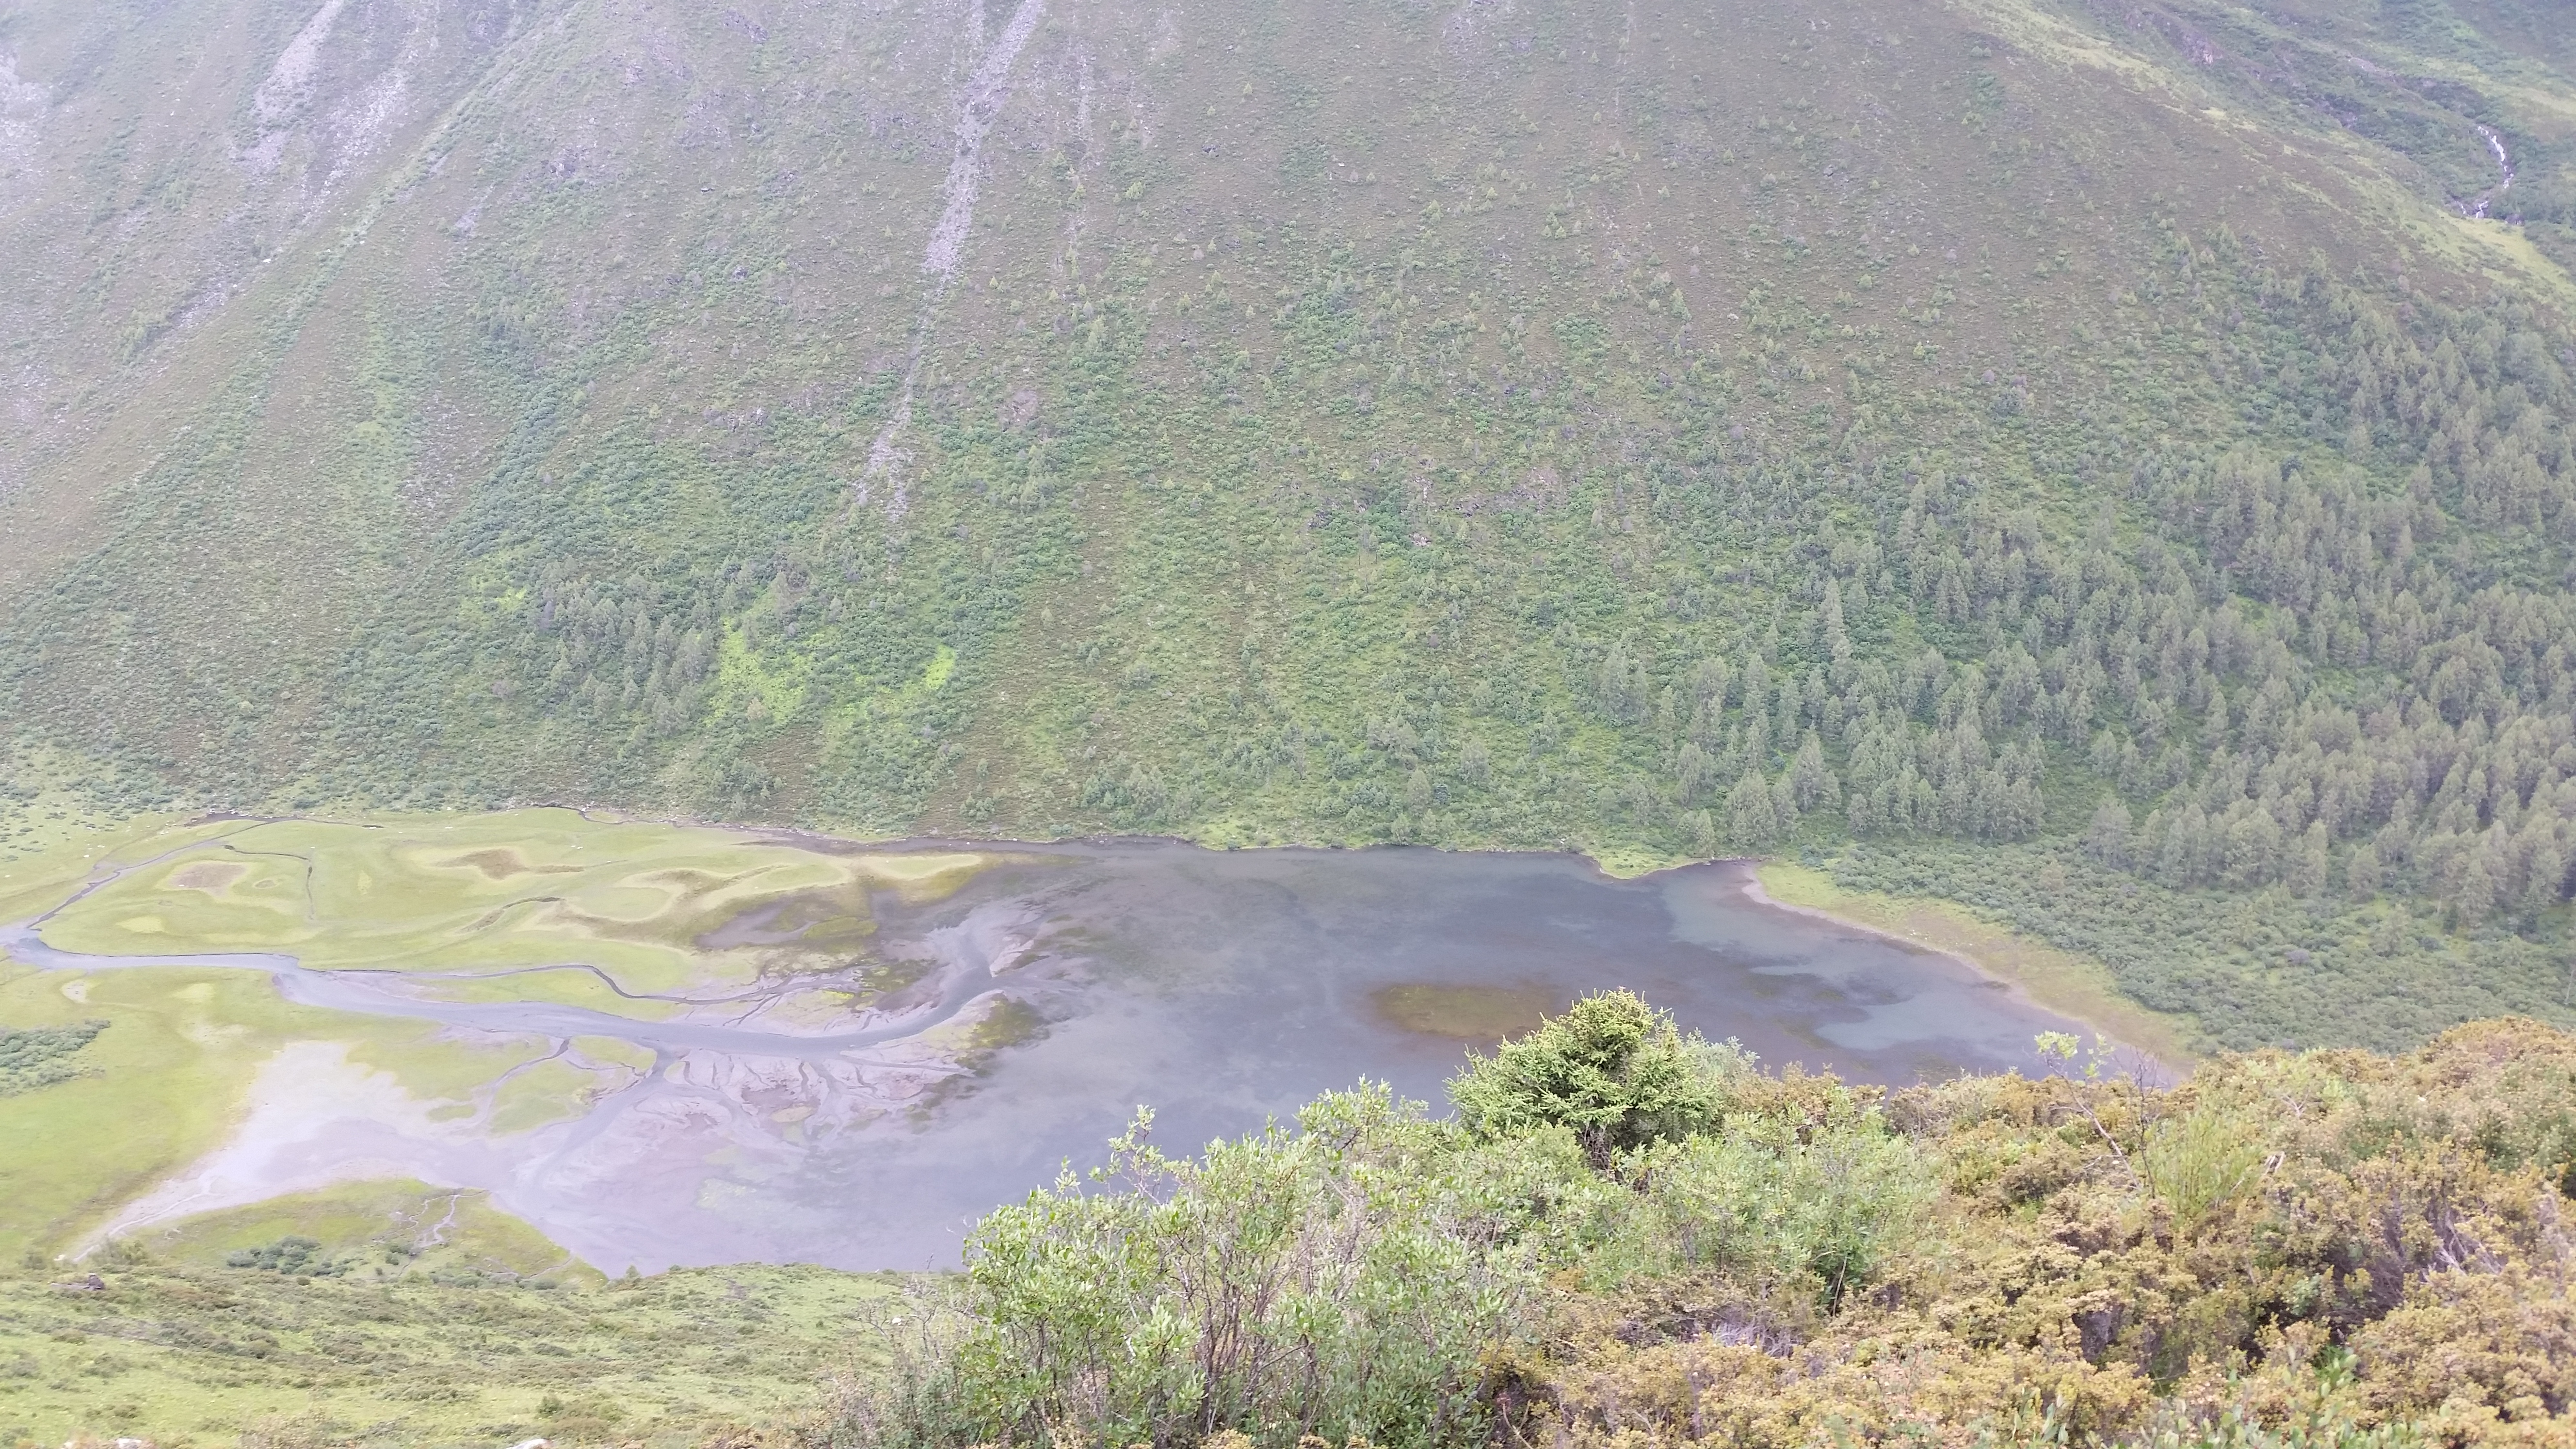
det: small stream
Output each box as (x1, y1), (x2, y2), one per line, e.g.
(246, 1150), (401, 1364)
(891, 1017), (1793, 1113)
(14, 843), (2096, 1271)
(2461, 122), (2514, 219)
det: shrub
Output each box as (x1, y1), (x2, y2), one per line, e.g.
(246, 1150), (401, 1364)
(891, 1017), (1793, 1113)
(1447, 990), (1740, 1168)
(840, 1088), (1543, 1449)
(1637, 1118), (1934, 1308)
(2141, 1104), (2265, 1235)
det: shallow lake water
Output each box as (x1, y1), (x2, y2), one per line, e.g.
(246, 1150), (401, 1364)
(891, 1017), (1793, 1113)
(16, 842), (2091, 1271)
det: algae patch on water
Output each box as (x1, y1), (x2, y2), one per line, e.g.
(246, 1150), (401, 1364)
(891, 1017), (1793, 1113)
(1372, 983), (1562, 1043)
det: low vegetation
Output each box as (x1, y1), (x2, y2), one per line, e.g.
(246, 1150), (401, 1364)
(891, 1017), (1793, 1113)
(0, 1251), (886, 1447)
(825, 993), (2576, 1449)
(0, 992), (2567, 1448)
(0, 1021), (105, 1097)
(1824, 842), (2576, 1056)
(0, 949), (590, 1267)
(0, 810), (1012, 1266)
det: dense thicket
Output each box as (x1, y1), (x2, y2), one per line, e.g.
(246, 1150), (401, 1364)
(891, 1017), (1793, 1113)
(0, 1019), (104, 1097)
(821, 998), (2576, 1449)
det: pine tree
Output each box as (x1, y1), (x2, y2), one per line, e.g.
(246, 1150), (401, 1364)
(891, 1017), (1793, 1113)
(2086, 796), (2134, 869)
(2288, 821), (2330, 898)
(2346, 841), (2381, 902)
(1790, 731), (1837, 812)
(1727, 768), (1779, 848)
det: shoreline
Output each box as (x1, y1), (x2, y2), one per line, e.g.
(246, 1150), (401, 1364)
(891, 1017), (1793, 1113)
(5, 806), (2193, 1074)
(1732, 861), (2196, 1080)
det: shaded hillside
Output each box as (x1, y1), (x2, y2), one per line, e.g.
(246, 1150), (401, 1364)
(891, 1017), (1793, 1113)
(2, 0), (2575, 1048)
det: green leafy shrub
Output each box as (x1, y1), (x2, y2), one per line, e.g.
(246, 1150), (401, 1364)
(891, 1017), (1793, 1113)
(1635, 1117), (1934, 1309)
(837, 1089), (1546, 1449)
(223, 1237), (353, 1278)
(1448, 990), (1741, 1168)
(2141, 1105), (2266, 1235)
(0, 1022), (106, 1097)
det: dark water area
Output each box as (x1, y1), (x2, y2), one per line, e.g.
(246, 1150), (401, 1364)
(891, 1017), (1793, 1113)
(22, 842), (2090, 1272)
(794, 843), (2081, 1269)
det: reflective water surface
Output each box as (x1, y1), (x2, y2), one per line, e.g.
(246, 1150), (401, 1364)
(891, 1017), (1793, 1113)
(14, 842), (2086, 1270)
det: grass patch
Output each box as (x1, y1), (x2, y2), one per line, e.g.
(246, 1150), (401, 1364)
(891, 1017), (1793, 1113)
(0, 965), (351, 1262)
(0, 1253), (891, 1444)
(143, 1180), (591, 1285)
(0, 811), (1018, 1263)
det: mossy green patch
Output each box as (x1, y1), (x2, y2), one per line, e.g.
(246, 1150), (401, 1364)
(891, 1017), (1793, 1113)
(391, 965), (685, 1022)
(487, 1059), (610, 1136)
(570, 1034), (659, 1075)
(344, 1030), (559, 1110)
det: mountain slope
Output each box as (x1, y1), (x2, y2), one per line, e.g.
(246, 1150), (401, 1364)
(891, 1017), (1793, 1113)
(2, 0), (2575, 1051)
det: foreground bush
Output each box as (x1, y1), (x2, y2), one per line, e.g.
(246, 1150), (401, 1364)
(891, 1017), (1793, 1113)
(817, 1003), (2576, 1449)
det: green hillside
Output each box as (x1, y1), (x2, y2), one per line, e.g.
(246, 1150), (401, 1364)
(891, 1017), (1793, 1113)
(2, 0), (2575, 1051)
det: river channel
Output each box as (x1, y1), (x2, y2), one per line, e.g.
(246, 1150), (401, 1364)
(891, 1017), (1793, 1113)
(13, 842), (2093, 1271)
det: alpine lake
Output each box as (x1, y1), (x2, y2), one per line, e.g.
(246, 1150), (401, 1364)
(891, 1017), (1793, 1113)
(0, 811), (2094, 1272)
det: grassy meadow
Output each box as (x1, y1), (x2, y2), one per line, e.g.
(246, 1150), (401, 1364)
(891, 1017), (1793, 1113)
(0, 812), (930, 1446)
(0, 1248), (887, 1447)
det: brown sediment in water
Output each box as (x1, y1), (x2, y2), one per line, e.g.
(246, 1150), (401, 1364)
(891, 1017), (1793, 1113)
(1371, 983), (1561, 1043)
(697, 888), (878, 956)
